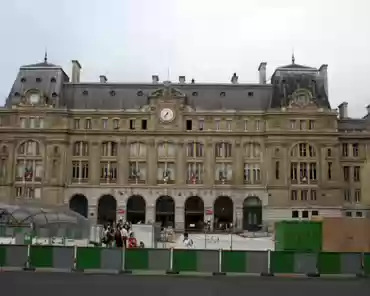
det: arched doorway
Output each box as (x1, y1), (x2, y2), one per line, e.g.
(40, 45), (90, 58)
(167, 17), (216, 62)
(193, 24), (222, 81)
(155, 196), (175, 228)
(243, 196), (262, 231)
(214, 196), (233, 231)
(69, 194), (88, 218)
(126, 195), (146, 224)
(184, 196), (204, 232)
(97, 195), (117, 225)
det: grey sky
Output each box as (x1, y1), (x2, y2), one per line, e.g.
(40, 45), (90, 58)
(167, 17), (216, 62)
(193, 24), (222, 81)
(1, 0), (369, 117)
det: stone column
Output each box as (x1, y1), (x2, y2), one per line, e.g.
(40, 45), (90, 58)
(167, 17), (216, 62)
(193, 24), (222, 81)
(176, 140), (185, 185)
(90, 141), (100, 185)
(233, 139), (243, 185)
(147, 139), (157, 185)
(118, 139), (128, 185)
(205, 139), (214, 185)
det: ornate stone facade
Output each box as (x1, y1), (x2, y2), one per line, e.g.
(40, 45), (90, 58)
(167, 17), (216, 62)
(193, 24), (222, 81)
(0, 56), (369, 231)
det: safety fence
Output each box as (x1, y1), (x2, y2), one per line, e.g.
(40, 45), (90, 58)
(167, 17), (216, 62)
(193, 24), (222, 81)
(0, 245), (369, 277)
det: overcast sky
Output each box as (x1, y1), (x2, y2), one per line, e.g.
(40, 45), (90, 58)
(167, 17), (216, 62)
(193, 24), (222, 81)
(0, 0), (369, 117)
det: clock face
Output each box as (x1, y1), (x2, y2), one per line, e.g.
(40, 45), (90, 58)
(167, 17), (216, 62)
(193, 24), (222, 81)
(29, 93), (40, 104)
(160, 108), (174, 122)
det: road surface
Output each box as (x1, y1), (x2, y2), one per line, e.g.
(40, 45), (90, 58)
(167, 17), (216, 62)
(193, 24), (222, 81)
(0, 272), (368, 296)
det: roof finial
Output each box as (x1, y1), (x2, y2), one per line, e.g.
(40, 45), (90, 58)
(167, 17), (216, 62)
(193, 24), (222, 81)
(44, 48), (48, 63)
(292, 51), (295, 64)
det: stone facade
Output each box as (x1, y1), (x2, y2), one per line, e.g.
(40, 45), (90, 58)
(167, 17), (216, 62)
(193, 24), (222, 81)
(0, 56), (369, 231)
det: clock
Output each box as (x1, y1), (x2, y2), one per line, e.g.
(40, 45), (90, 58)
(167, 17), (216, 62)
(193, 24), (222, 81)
(29, 93), (40, 104)
(160, 108), (174, 122)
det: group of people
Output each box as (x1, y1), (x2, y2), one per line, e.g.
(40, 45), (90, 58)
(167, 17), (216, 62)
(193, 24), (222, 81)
(102, 219), (144, 248)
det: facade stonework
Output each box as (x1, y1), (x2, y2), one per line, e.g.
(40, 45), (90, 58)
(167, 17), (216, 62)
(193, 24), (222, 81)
(0, 56), (369, 231)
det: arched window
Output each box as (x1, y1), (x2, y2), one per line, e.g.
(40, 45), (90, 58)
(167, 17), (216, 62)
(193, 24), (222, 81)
(15, 140), (43, 200)
(158, 142), (176, 157)
(18, 140), (40, 156)
(73, 141), (89, 156)
(244, 143), (262, 159)
(129, 142), (146, 158)
(186, 142), (204, 158)
(215, 142), (232, 158)
(101, 141), (117, 157)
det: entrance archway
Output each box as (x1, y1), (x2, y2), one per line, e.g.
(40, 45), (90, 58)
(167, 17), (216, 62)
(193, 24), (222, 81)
(69, 194), (88, 218)
(97, 195), (117, 225)
(214, 196), (233, 231)
(184, 196), (204, 231)
(126, 195), (146, 224)
(155, 196), (175, 228)
(243, 196), (262, 231)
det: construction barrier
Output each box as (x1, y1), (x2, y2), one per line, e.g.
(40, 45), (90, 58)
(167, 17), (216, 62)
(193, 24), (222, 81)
(0, 245), (369, 277)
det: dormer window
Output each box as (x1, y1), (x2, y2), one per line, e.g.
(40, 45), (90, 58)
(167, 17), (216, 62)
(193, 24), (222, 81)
(248, 91), (254, 97)
(52, 92), (58, 97)
(82, 90), (88, 96)
(29, 93), (40, 104)
(220, 92), (226, 97)
(36, 77), (42, 83)
(50, 77), (57, 83)
(192, 91), (198, 97)
(14, 92), (20, 97)
(137, 90), (143, 96)
(110, 90), (116, 96)
(20, 77), (26, 83)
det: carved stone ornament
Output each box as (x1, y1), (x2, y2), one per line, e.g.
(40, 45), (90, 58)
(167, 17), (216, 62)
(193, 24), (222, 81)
(288, 88), (316, 109)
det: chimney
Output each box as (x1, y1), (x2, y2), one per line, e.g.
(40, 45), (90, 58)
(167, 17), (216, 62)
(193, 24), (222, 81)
(338, 102), (348, 119)
(258, 62), (267, 84)
(191, 78), (195, 84)
(99, 75), (107, 83)
(179, 76), (186, 84)
(319, 64), (328, 96)
(152, 75), (159, 84)
(71, 60), (82, 83)
(366, 105), (370, 115)
(231, 73), (238, 84)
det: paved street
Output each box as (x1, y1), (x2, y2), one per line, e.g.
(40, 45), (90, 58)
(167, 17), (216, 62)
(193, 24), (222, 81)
(0, 272), (368, 296)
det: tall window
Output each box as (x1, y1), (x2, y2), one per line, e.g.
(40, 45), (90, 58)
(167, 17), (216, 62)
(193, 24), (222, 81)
(128, 161), (146, 183)
(244, 164), (261, 184)
(158, 142), (176, 158)
(101, 141), (118, 157)
(186, 162), (204, 184)
(0, 146), (8, 180)
(215, 163), (232, 184)
(100, 161), (117, 184)
(73, 141), (89, 156)
(186, 142), (204, 158)
(290, 143), (317, 184)
(15, 140), (43, 200)
(215, 142), (232, 158)
(157, 162), (175, 184)
(129, 142), (146, 158)
(244, 143), (261, 159)
(72, 141), (89, 183)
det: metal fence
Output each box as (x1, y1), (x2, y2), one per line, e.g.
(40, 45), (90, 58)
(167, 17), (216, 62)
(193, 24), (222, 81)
(0, 245), (369, 277)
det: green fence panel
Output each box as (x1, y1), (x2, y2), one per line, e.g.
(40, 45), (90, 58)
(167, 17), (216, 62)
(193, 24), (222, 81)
(0, 245), (5, 267)
(221, 251), (247, 273)
(125, 248), (149, 270)
(364, 253), (370, 275)
(270, 251), (295, 274)
(76, 247), (102, 270)
(172, 249), (197, 272)
(30, 246), (53, 268)
(318, 252), (341, 274)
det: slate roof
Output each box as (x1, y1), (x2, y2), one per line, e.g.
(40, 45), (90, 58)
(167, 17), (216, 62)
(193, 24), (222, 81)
(61, 83), (272, 111)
